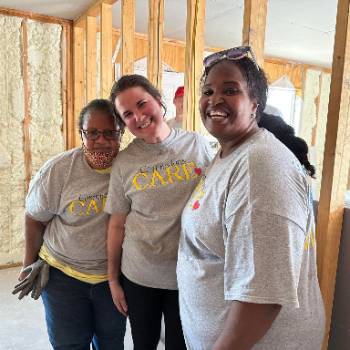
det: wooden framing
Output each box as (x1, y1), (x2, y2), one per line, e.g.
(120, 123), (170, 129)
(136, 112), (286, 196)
(21, 20), (32, 192)
(121, 0), (135, 75)
(62, 24), (75, 150)
(0, 7), (74, 150)
(100, 3), (113, 98)
(147, 0), (164, 90)
(0, 7), (71, 26)
(184, 0), (206, 131)
(74, 0), (116, 27)
(316, 0), (350, 348)
(242, 0), (268, 67)
(86, 16), (97, 101)
(73, 25), (85, 146)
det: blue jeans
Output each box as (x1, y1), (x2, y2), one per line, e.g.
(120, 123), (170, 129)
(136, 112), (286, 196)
(41, 267), (126, 350)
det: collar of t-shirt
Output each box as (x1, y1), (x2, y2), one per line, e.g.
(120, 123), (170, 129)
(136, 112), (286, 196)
(134, 127), (177, 152)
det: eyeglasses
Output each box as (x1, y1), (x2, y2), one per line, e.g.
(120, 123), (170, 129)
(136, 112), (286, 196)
(203, 46), (259, 70)
(81, 129), (121, 141)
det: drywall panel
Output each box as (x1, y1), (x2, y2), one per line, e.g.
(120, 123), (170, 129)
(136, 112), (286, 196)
(27, 20), (64, 175)
(0, 15), (25, 264)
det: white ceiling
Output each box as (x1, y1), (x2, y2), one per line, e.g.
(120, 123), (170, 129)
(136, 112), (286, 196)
(0, 0), (337, 67)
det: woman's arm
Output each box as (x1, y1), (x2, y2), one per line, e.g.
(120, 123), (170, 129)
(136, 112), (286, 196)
(213, 301), (281, 350)
(107, 212), (128, 316)
(19, 214), (46, 280)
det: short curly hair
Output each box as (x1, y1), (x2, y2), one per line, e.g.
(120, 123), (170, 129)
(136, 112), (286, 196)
(78, 99), (124, 133)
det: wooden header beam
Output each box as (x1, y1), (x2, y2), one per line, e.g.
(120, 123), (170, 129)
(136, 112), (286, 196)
(147, 0), (164, 90)
(121, 0), (135, 75)
(242, 0), (268, 67)
(184, 0), (206, 131)
(316, 0), (350, 348)
(0, 7), (72, 26)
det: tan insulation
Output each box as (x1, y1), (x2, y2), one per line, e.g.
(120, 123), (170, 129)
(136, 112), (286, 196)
(27, 20), (64, 175)
(0, 15), (25, 264)
(299, 69), (320, 146)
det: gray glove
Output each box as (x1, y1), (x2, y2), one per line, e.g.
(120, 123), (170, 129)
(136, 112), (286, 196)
(12, 259), (50, 300)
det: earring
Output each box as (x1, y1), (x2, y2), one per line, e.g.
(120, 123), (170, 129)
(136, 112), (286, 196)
(250, 113), (256, 119)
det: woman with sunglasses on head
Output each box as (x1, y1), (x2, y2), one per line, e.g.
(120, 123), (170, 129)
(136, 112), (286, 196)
(105, 74), (212, 349)
(177, 47), (325, 350)
(18, 99), (126, 350)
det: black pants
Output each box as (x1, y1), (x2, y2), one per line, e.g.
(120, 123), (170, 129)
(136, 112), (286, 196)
(122, 275), (186, 350)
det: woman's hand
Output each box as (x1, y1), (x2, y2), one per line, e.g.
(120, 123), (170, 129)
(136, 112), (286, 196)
(18, 266), (31, 281)
(109, 280), (128, 316)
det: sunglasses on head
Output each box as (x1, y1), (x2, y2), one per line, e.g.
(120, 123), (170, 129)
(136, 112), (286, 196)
(203, 46), (259, 70)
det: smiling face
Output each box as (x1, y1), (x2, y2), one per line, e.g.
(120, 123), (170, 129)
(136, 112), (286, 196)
(200, 60), (258, 147)
(113, 86), (170, 143)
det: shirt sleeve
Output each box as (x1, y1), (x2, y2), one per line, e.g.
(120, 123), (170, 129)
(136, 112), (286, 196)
(25, 164), (57, 222)
(104, 160), (131, 214)
(195, 132), (216, 162)
(222, 145), (308, 308)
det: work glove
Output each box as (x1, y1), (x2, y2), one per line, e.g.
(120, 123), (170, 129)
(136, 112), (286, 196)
(12, 259), (49, 300)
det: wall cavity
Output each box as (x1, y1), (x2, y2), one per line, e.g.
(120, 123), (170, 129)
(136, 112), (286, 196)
(314, 73), (331, 198)
(299, 69), (331, 199)
(0, 16), (64, 265)
(27, 21), (64, 175)
(0, 15), (25, 265)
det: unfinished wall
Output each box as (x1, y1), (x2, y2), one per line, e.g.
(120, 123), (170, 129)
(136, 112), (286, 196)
(299, 69), (320, 146)
(0, 15), (25, 265)
(299, 69), (331, 199)
(0, 16), (64, 265)
(314, 73), (331, 197)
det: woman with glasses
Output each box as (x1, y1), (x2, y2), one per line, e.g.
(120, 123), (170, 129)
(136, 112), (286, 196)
(177, 47), (325, 349)
(20, 99), (126, 349)
(105, 74), (212, 349)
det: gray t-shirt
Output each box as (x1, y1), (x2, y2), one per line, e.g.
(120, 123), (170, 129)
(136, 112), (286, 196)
(177, 129), (325, 350)
(167, 117), (182, 129)
(26, 148), (111, 275)
(105, 128), (213, 289)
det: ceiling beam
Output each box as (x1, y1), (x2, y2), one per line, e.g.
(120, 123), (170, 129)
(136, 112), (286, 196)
(316, 0), (350, 348)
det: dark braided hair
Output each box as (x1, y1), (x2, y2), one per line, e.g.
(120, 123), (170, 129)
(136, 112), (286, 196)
(259, 112), (316, 177)
(109, 74), (166, 126)
(202, 57), (268, 120)
(78, 99), (124, 134)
